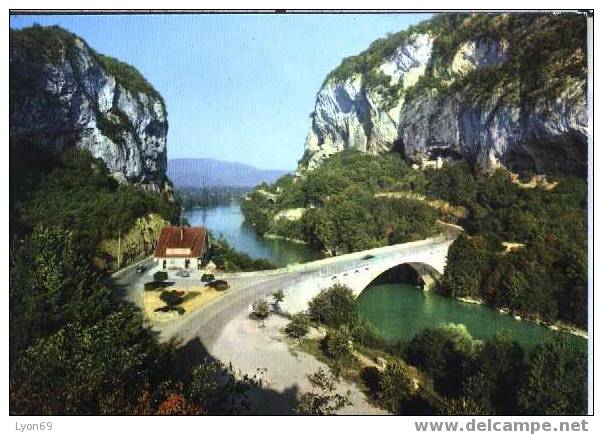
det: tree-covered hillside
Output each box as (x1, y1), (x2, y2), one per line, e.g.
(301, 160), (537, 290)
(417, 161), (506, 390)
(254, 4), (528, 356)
(242, 151), (439, 255)
(10, 142), (179, 268)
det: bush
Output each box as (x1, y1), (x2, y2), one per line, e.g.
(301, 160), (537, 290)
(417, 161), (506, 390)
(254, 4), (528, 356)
(201, 273), (215, 282)
(284, 313), (310, 340)
(362, 366), (382, 396)
(320, 325), (354, 363)
(377, 361), (415, 414)
(153, 271), (168, 281)
(144, 281), (161, 291)
(350, 317), (387, 349)
(154, 305), (185, 315)
(308, 284), (358, 327)
(250, 299), (271, 321)
(160, 290), (184, 307)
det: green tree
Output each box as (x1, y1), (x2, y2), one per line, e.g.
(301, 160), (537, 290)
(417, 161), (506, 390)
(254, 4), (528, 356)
(9, 226), (113, 358)
(321, 325), (355, 371)
(186, 358), (259, 415)
(462, 334), (526, 414)
(308, 284), (358, 327)
(378, 361), (415, 414)
(10, 309), (171, 415)
(406, 324), (480, 397)
(284, 313), (311, 341)
(296, 368), (352, 415)
(517, 337), (587, 415)
(272, 289), (285, 310)
(441, 234), (490, 298)
(250, 299), (271, 323)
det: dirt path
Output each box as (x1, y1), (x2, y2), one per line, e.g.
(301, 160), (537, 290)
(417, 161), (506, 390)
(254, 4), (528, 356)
(209, 312), (389, 415)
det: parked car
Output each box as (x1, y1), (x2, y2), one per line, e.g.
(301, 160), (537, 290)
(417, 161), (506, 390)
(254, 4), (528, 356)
(135, 264), (146, 274)
(206, 279), (229, 291)
(176, 269), (190, 278)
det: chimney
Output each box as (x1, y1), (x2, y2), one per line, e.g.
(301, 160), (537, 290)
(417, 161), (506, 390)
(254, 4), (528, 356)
(180, 227), (184, 241)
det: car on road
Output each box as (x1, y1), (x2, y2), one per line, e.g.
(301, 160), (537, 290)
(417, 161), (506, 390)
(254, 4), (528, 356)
(135, 264), (146, 274)
(176, 269), (190, 278)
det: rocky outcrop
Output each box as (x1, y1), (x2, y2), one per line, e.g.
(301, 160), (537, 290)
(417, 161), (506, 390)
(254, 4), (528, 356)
(302, 14), (588, 176)
(10, 26), (171, 194)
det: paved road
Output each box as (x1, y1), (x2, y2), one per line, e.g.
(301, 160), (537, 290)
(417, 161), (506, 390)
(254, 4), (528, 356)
(110, 257), (156, 308)
(113, 235), (456, 346)
(154, 270), (311, 347)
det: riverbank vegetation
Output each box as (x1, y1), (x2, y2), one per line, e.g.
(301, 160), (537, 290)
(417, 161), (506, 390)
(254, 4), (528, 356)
(242, 151), (439, 255)
(426, 163), (588, 329)
(290, 284), (587, 415)
(210, 234), (276, 272)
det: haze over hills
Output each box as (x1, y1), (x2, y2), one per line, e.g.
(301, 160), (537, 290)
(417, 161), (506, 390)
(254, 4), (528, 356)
(168, 158), (290, 188)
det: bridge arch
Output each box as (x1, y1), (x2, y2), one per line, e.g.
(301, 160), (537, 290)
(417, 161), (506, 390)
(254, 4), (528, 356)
(361, 261), (442, 294)
(279, 237), (455, 315)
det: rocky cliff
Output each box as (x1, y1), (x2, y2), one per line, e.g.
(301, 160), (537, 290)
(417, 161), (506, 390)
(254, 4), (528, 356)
(302, 13), (588, 176)
(10, 25), (171, 194)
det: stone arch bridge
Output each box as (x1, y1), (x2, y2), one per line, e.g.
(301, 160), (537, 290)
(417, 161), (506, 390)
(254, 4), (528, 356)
(279, 233), (457, 314)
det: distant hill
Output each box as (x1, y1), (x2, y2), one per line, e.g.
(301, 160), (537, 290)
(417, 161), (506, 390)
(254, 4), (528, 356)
(168, 158), (290, 188)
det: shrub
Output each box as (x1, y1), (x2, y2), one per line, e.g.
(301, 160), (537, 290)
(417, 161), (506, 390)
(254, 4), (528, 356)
(160, 290), (184, 307)
(250, 299), (271, 321)
(362, 366), (382, 396)
(144, 281), (161, 291)
(272, 289), (285, 310)
(321, 325), (354, 363)
(295, 368), (352, 415)
(308, 284), (358, 327)
(153, 271), (168, 282)
(378, 361), (415, 414)
(201, 273), (215, 282)
(154, 306), (185, 315)
(284, 313), (310, 340)
(350, 317), (387, 349)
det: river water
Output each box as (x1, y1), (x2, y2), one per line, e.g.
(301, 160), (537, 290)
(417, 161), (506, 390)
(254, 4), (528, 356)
(185, 204), (586, 350)
(184, 204), (322, 267)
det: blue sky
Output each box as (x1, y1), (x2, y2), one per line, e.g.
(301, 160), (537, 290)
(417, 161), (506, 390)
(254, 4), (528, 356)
(10, 13), (430, 170)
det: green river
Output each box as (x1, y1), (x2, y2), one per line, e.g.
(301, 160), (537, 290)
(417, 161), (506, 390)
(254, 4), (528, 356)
(185, 205), (587, 351)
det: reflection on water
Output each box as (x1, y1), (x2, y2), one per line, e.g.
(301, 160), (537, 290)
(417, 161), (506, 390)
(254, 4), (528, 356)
(183, 204), (322, 267)
(358, 283), (586, 350)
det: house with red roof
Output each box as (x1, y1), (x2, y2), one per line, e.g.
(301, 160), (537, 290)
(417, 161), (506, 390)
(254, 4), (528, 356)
(153, 226), (210, 270)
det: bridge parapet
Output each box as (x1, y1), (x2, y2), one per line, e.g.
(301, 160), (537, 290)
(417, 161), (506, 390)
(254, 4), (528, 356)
(279, 237), (455, 314)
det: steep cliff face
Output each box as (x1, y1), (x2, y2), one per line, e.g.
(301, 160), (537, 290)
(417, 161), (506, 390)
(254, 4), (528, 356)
(302, 13), (588, 176)
(10, 25), (171, 194)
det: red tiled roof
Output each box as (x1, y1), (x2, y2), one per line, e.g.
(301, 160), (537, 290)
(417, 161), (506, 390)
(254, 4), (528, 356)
(154, 226), (207, 258)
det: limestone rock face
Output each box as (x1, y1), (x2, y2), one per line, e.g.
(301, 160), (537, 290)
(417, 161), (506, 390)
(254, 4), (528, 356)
(10, 27), (171, 194)
(301, 14), (588, 176)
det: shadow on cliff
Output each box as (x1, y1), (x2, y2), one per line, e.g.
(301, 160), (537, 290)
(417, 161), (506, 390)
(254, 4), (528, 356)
(171, 337), (300, 416)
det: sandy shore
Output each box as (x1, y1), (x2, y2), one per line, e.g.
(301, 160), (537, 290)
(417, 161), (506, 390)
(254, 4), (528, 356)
(208, 311), (389, 415)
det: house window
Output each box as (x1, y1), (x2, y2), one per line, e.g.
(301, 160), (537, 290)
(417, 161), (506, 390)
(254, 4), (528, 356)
(185, 259), (190, 269)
